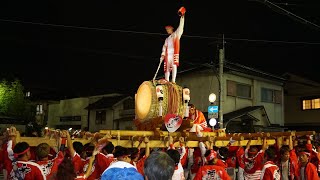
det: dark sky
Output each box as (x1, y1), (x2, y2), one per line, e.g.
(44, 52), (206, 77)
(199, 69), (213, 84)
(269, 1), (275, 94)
(1, 0), (320, 96)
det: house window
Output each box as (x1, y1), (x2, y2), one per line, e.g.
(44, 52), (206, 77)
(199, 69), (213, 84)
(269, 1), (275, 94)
(60, 116), (81, 122)
(261, 88), (282, 104)
(26, 91), (31, 97)
(227, 80), (251, 99)
(96, 110), (106, 124)
(302, 98), (320, 110)
(36, 104), (43, 115)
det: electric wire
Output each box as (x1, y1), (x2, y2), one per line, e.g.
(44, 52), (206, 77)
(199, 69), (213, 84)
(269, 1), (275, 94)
(1, 18), (320, 45)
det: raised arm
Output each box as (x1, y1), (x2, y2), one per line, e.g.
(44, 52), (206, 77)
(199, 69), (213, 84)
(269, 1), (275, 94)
(246, 139), (251, 151)
(179, 137), (186, 160)
(175, 12), (185, 38)
(144, 137), (150, 157)
(262, 137), (268, 151)
(83, 147), (99, 179)
(66, 130), (76, 157)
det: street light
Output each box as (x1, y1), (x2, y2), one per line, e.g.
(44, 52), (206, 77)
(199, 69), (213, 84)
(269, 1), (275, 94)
(208, 93), (218, 129)
(209, 93), (217, 103)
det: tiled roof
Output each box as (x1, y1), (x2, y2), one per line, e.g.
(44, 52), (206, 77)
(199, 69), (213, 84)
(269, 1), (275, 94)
(223, 106), (265, 124)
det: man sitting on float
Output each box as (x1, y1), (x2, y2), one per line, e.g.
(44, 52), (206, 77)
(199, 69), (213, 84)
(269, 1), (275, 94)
(188, 104), (213, 137)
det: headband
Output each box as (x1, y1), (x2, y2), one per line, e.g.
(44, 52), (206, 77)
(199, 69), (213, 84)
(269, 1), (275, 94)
(165, 25), (174, 29)
(14, 147), (30, 159)
(299, 152), (310, 156)
(205, 150), (217, 162)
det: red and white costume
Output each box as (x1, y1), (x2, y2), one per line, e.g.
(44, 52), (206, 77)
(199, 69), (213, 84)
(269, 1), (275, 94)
(72, 152), (86, 175)
(161, 15), (184, 83)
(189, 109), (212, 137)
(243, 148), (265, 180)
(298, 162), (319, 180)
(260, 161), (280, 180)
(95, 152), (117, 177)
(9, 160), (46, 180)
(168, 143), (186, 180)
(131, 155), (147, 176)
(2, 139), (14, 179)
(36, 150), (64, 179)
(194, 164), (231, 180)
(305, 143), (320, 175)
(276, 149), (298, 180)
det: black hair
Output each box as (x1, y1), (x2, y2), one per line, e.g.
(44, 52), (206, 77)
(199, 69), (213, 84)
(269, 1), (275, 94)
(166, 149), (180, 166)
(265, 148), (276, 161)
(72, 141), (84, 155)
(218, 147), (228, 161)
(129, 147), (140, 160)
(13, 142), (30, 159)
(103, 142), (115, 154)
(114, 146), (130, 158)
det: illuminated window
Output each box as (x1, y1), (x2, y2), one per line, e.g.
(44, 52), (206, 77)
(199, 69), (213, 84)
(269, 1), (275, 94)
(36, 104), (43, 114)
(26, 91), (31, 97)
(303, 98), (320, 110)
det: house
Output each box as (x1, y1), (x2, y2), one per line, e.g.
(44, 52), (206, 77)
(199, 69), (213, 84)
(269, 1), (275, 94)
(282, 73), (320, 132)
(47, 93), (135, 132)
(175, 61), (286, 133)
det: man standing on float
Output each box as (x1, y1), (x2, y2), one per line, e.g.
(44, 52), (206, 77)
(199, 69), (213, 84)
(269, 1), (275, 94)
(160, 7), (186, 84)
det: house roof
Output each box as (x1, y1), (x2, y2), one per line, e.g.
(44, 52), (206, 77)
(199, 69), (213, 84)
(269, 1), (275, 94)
(0, 115), (26, 124)
(85, 95), (130, 110)
(223, 106), (267, 124)
(173, 60), (286, 83)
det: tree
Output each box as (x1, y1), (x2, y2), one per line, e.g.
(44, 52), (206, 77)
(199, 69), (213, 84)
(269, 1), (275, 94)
(0, 79), (35, 123)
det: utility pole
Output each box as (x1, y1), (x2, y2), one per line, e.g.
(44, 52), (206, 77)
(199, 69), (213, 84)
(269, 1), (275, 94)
(218, 34), (224, 129)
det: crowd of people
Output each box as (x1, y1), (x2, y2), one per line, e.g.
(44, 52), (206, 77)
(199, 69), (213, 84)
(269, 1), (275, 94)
(1, 126), (320, 180)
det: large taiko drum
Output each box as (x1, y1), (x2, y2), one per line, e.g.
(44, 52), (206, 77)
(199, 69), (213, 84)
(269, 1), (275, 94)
(135, 81), (185, 122)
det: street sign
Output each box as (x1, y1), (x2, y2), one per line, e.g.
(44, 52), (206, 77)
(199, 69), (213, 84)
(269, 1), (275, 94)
(208, 113), (218, 119)
(208, 106), (219, 113)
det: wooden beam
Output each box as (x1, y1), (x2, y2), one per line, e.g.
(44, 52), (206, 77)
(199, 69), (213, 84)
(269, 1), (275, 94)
(1, 130), (314, 149)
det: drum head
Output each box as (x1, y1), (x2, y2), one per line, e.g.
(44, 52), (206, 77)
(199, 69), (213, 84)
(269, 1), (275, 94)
(135, 81), (154, 120)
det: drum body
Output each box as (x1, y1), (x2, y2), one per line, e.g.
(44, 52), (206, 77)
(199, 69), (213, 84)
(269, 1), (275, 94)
(135, 81), (185, 122)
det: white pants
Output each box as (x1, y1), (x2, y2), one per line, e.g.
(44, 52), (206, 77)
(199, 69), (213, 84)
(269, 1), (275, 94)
(165, 54), (177, 83)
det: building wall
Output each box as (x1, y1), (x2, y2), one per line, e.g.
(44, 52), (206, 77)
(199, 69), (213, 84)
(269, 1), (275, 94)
(177, 69), (284, 126)
(284, 74), (320, 126)
(47, 98), (89, 129)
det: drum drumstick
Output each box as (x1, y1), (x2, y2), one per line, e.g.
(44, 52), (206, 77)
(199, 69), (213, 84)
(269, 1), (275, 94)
(153, 58), (163, 81)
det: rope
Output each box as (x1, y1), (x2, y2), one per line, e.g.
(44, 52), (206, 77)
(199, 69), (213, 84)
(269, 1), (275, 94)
(168, 83), (179, 115)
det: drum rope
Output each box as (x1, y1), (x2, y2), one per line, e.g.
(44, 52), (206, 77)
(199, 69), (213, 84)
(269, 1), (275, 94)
(168, 84), (179, 115)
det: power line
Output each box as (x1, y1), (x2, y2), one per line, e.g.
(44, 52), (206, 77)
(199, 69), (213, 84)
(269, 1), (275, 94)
(252, 0), (320, 30)
(1, 18), (320, 46)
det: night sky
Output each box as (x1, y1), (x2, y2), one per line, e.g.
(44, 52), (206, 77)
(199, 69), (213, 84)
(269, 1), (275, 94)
(1, 1), (320, 97)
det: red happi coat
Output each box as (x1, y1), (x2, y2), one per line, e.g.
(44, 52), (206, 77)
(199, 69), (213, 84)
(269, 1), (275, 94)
(9, 160), (46, 180)
(260, 161), (280, 180)
(297, 162), (319, 180)
(194, 164), (231, 180)
(243, 149), (265, 180)
(36, 151), (65, 180)
(276, 149), (299, 180)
